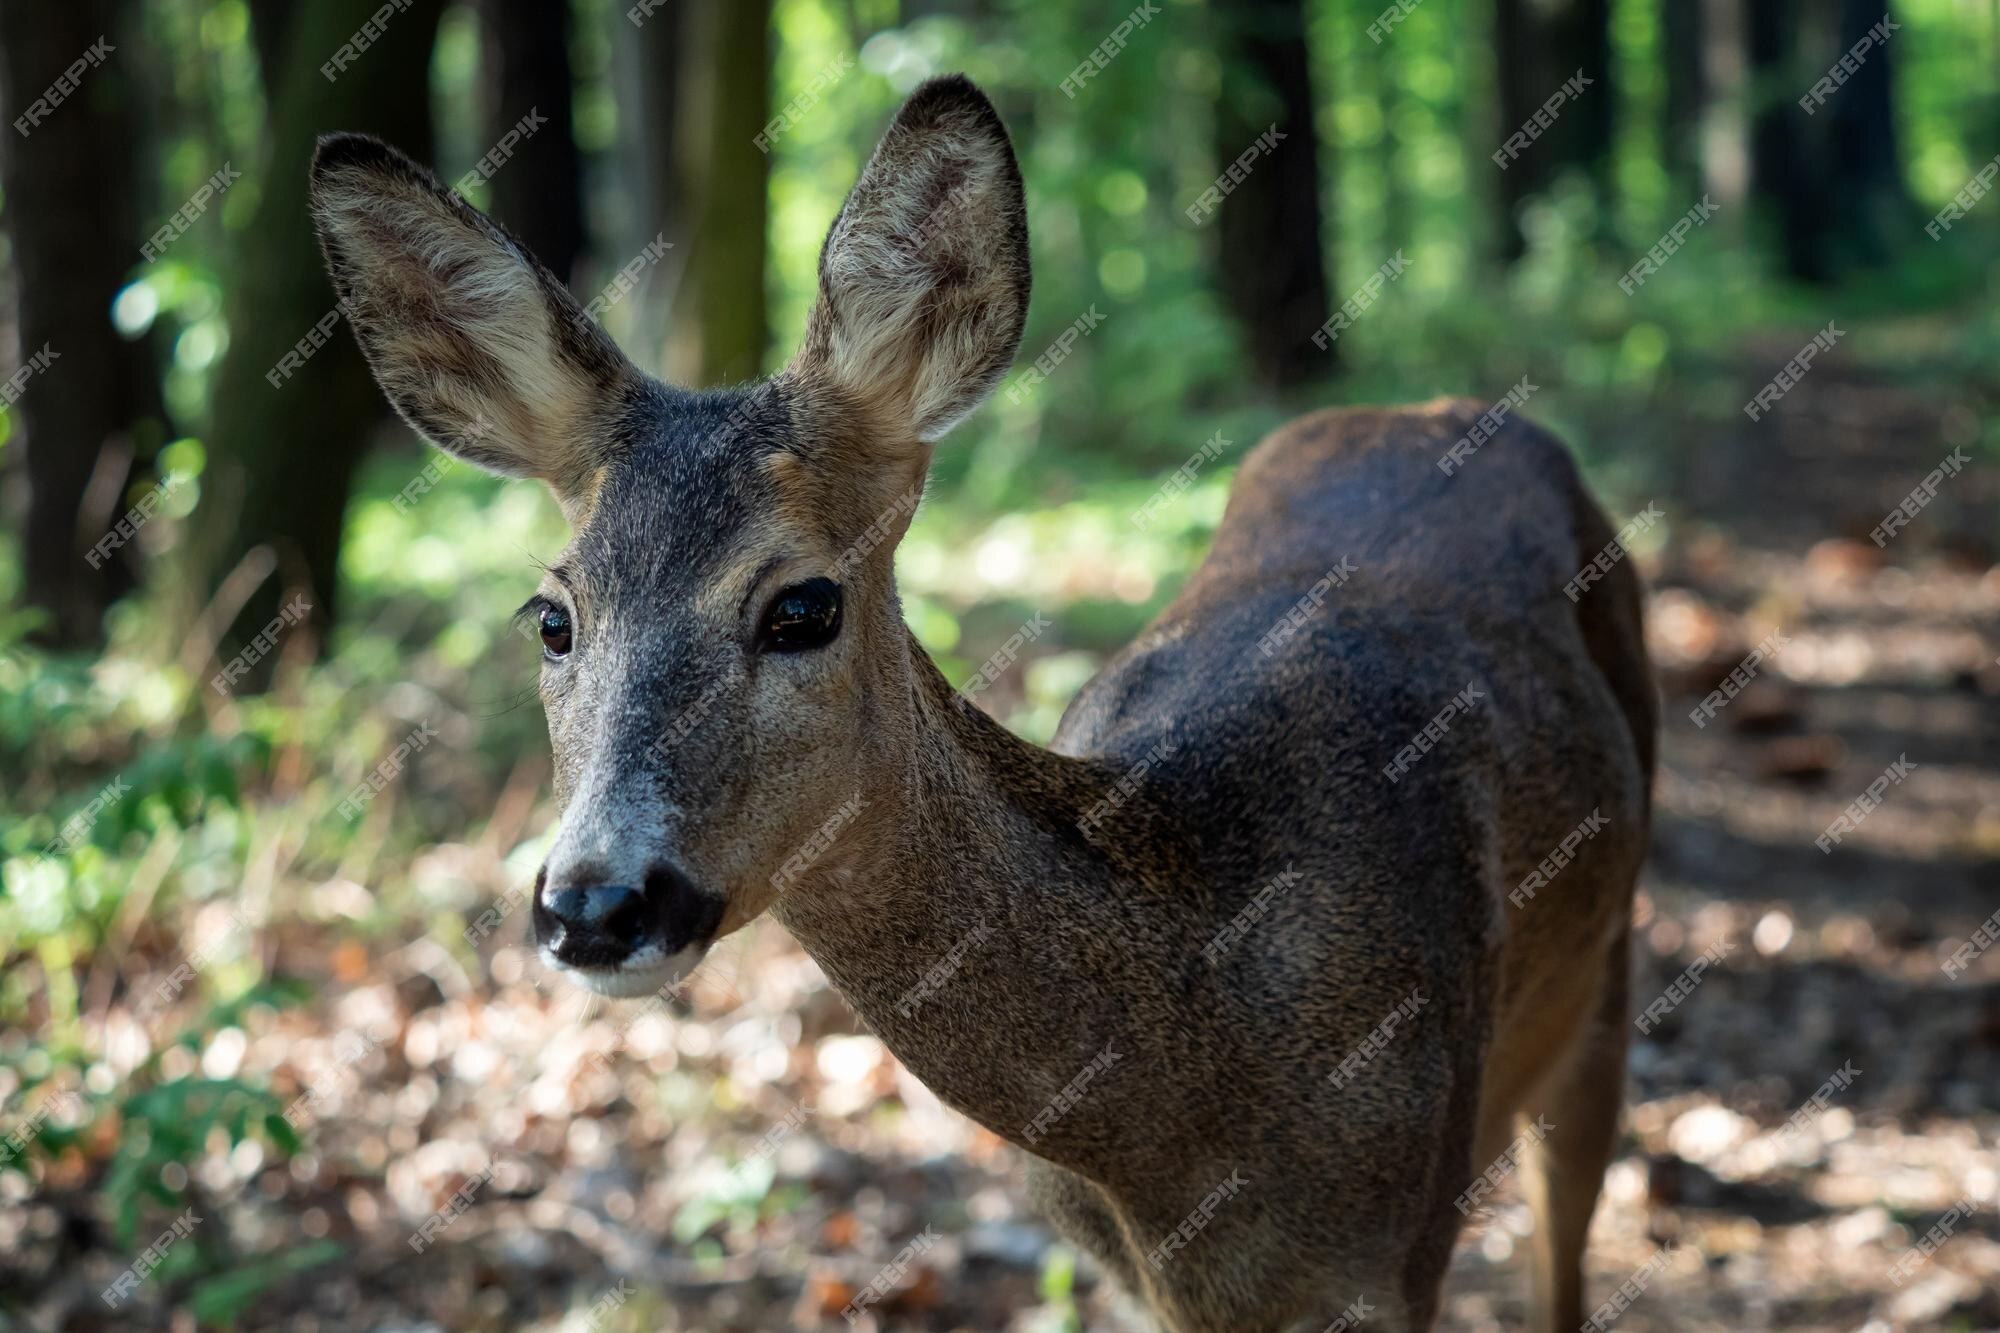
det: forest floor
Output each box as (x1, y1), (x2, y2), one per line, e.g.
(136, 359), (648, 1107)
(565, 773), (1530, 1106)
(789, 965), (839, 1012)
(6, 341), (1998, 1332)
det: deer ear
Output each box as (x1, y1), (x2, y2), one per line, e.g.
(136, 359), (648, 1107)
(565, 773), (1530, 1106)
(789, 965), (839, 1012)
(309, 133), (642, 501)
(789, 75), (1030, 445)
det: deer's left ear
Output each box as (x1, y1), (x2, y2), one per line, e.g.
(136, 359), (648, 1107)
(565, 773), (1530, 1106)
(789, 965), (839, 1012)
(788, 75), (1030, 446)
(309, 133), (643, 506)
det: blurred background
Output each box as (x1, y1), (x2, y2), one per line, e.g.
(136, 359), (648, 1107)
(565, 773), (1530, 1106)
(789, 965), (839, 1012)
(1, 0), (1997, 1328)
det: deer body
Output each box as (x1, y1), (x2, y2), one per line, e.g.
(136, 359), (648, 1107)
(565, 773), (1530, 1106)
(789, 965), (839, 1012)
(313, 75), (1653, 1333)
(775, 402), (1654, 1332)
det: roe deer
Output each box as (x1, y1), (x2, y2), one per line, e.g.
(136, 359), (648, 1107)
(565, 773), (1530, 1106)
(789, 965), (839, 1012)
(311, 74), (1655, 1333)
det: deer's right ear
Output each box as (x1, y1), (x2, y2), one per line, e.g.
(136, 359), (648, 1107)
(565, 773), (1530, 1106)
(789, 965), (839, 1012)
(788, 75), (1030, 448)
(309, 133), (641, 504)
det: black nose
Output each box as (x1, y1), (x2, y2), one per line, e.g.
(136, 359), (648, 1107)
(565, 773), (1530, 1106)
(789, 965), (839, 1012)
(534, 876), (652, 968)
(531, 863), (722, 968)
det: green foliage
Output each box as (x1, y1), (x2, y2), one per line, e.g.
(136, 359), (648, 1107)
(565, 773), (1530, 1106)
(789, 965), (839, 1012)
(188, 1240), (345, 1327)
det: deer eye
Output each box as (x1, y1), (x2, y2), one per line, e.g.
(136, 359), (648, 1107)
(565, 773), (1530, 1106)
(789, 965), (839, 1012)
(539, 605), (573, 656)
(759, 578), (842, 653)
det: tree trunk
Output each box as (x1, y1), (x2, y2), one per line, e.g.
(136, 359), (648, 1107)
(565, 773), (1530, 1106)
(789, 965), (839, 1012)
(609, 0), (682, 375)
(1663, 0), (1707, 194)
(480, 0), (585, 285)
(1698, 0), (1751, 206)
(1493, 0), (1615, 258)
(1211, 0), (1333, 390)
(1745, 0), (1833, 281)
(0, 0), (169, 648)
(1826, 0), (1908, 268)
(665, 0), (771, 388)
(196, 0), (446, 674)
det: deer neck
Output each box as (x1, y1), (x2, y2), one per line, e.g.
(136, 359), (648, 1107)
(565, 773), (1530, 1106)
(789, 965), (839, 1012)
(771, 628), (1158, 1149)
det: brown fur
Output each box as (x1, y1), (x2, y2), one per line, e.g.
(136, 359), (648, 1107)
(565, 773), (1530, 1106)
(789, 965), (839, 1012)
(311, 76), (1654, 1333)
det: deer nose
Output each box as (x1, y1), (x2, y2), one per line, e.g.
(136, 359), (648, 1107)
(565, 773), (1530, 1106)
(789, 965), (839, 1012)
(533, 874), (653, 968)
(531, 862), (719, 970)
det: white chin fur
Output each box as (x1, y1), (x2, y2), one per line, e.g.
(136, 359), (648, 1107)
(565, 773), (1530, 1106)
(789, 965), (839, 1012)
(542, 943), (707, 999)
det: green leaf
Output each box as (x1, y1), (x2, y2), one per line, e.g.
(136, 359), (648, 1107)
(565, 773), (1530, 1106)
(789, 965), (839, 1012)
(188, 1240), (343, 1326)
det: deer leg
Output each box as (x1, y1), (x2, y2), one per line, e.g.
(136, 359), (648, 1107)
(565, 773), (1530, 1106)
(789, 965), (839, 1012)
(1025, 1157), (1143, 1297)
(1515, 922), (1630, 1333)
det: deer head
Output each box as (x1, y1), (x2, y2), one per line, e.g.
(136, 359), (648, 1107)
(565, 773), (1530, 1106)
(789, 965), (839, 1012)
(311, 76), (1029, 997)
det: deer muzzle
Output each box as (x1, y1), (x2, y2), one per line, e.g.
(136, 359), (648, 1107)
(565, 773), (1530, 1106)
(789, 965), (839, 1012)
(532, 861), (723, 996)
